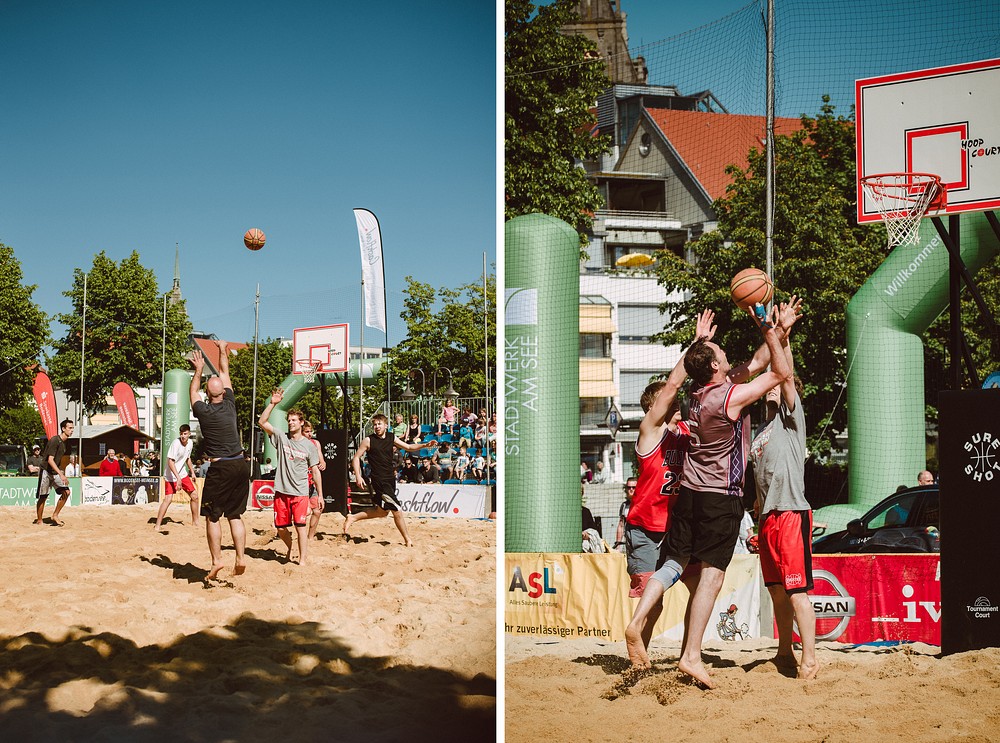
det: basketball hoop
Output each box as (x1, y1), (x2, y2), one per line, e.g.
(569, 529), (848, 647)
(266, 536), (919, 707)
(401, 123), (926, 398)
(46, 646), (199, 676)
(295, 359), (322, 384)
(860, 172), (946, 247)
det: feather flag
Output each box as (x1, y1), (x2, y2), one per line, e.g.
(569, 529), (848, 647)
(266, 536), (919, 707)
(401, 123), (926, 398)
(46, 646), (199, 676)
(353, 208), (387, 333)
(113, 382), (139, 428)
(33, 372), (59, 439)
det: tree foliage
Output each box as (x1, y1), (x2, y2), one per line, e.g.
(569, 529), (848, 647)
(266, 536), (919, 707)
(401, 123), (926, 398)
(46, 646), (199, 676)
(382, 272), (497, 409)
(49, 251), (193, 415)
(0, 244), (49, 410)
(0, 404), (45, 449)
(652, 99), (886, 454)
(505, 0), (611, 245)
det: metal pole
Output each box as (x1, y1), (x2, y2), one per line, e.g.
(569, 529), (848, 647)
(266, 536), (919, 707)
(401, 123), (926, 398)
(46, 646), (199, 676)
(764, 0), (775, 287)
(483, 252), (491, 475)
(250, 284), (261, 453)
(359, 275), (365, 444)
(78, 272), (87, 461)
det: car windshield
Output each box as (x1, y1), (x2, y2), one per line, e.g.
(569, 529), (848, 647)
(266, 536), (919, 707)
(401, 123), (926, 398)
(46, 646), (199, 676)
(866, 492), (920, 530)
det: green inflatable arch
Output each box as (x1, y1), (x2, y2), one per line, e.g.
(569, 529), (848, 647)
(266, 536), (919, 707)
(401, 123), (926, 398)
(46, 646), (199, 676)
(814, 213), (999, 534)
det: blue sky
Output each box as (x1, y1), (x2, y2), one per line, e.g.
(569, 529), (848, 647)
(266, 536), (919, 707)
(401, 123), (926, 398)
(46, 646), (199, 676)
(1, 0), (496, 351)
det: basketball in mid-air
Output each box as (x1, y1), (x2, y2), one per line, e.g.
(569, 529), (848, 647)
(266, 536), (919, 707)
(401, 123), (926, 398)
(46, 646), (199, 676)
(730, 267), (773, 309)
(244, 228), (266, 251)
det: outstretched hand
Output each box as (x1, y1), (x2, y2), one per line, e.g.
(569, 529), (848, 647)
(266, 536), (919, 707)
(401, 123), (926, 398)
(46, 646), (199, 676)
(695, 309), (717, 341)
(270, 387), (284, 405)
(778, 295), (804, 333)
(189, 350), (204, 372)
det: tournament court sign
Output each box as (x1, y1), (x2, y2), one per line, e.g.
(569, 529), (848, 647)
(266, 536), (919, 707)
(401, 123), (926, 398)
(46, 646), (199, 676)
(939, 389), (1000, 655)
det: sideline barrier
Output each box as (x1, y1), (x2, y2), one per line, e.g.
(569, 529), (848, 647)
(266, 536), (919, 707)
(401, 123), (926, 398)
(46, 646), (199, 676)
(504, 552), (941, 646)
(504, 552), (761, 643)
(251, 481), (489, 519)
(0, 477), (82, 507)
(811, 554), (940, 644)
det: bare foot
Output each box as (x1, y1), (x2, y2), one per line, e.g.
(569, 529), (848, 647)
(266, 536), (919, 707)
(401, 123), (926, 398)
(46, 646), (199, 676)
(772, 653), (798, 670)
(798, 659), (820, 680)
(404, 540), (414, 547)
(625, 624), (651, 670)
(33, 519), (43, 525)
(51, 518), (64, 527)
(206, 562), (225, 580)
(677, 658), (715, 689)
(343, 513), (357, 537)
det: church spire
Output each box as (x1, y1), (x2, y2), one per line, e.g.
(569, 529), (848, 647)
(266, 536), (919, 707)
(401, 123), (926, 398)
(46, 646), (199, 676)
(169, 242), (183, 305)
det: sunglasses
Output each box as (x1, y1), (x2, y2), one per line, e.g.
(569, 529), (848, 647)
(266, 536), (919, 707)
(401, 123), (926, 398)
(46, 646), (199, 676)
(624, 485), (637, 491)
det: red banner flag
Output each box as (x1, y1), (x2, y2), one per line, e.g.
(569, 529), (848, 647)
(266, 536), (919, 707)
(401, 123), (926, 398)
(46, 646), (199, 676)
(113, 382), (139, 428)
(33, 372), (59, 439)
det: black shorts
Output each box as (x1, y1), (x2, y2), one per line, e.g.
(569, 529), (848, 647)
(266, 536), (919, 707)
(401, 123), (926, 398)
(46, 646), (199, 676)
(661, 486), (744, 571)
(200, 457), (251, 522)
(371, 476), (402, 512)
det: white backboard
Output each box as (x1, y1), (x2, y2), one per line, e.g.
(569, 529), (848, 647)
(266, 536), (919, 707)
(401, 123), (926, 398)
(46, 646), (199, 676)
(292, 324), (349, 374)
(856, 58), (1000, 223)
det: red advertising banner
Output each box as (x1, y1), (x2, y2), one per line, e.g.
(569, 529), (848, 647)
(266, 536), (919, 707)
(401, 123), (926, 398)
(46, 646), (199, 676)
(32, 372), (59, 439)
(113, 382), (139, 428)
(809, 554), (940, 645)
(250, 480), (275, 509)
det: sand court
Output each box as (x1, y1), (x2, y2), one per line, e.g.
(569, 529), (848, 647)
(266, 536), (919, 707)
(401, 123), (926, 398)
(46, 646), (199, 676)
(0, 506), (495, 741)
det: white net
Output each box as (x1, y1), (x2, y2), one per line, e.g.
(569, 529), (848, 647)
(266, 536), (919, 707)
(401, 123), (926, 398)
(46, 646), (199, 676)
(860, 173), (943, 247)
(295, 359), (322, 384)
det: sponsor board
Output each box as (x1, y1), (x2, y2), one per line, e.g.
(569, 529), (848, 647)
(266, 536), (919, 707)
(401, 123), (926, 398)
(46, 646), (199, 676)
(505, 552), (760, 643)
(0, 476), (82, 507)
(251, 480), (275, 509)
(395, 483), (487, 518)
(809, 555), (940, 644)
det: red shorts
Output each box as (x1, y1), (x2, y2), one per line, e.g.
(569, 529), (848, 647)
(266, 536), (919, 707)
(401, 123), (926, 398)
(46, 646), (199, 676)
(759, 510), (814, 593)
(274, 493), (309, 528)
(165, 477), (195, 495)
(309, 494), (323, 512)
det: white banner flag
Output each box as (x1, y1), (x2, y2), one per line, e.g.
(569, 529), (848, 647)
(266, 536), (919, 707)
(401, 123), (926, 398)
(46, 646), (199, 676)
(353, 208), (387, 333)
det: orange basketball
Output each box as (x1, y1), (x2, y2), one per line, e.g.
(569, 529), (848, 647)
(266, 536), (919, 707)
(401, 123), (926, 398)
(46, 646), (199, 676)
(730, 267), (773, 309)
(244, 228), (266, 251)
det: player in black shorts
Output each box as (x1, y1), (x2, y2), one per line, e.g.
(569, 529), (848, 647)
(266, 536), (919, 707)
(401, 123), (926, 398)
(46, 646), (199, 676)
(346, 413), (436, 547)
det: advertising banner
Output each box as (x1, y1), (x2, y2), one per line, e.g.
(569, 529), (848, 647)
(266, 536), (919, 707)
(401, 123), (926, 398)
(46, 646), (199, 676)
(0, 476), (79, 507)
(811, 554), (940, 644)
(251, 480), (275, 510)
(83, 477), (160, 505)
(505, 552), (761, 643)
(395, 483), (488, 518)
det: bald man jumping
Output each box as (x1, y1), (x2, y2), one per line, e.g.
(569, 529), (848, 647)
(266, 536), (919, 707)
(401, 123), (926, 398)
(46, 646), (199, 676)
(190, 340), (251, 580)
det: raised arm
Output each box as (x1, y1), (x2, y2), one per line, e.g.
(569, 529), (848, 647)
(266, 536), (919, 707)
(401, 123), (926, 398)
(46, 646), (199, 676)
(776, 295), (803, 409)
(258, 388), (283, 437)
(727, 305), (793, 417)
(395, 436), (437, 453)
(638, 309), (716, 446)
(215, 340), (233, 390)
(189, 350), (205, 409)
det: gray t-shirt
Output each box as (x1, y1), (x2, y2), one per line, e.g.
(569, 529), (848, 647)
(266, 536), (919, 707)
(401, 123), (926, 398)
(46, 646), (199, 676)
(270, 431), (318, 497)
(750, 392), (809, 513)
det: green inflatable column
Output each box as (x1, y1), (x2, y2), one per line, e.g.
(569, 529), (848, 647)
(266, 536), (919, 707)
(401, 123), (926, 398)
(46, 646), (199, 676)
(505, 214), (581, 553)
(814, 214), (999, 534)
(160, 369), (192, 476)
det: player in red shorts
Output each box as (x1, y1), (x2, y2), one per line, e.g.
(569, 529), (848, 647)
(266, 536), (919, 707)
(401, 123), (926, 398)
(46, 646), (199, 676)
(155, 424), (199, 531)
(301, 420), (327, 541)
(749, 296), (817, 679)
(259, 389), (322, 566)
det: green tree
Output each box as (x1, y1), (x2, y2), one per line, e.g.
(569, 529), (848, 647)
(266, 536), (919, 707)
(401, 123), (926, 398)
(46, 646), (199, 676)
(0, 404), (45, 449)
(387, 272), (497, 407)
(505, 0), (611, 246)
(49, 252), (193, 415)
(0, 244), (49, 410)
(651, 99), (886, 454)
